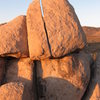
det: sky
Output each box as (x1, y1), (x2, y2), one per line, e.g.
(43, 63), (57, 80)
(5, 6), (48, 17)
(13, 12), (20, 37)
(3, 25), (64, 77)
(0, 0), (100, 27)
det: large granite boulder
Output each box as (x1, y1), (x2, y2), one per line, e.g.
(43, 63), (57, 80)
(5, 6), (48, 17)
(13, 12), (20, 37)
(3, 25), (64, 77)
(83, 53), (100, 100)
(27, 0), (50, 60)
(5, 58), (34, 100)
(0, 15), (29, 58)
(0, 82), (25, 100)
(27, 0), (86, 60)
(0, 58), (5, 84)
(37, 52), (92, 100)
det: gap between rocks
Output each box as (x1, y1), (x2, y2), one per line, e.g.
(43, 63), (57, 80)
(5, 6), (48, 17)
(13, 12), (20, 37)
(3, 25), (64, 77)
(40, 0), (52, 58)
(34, 61), (39, 100)
(34, 60), (46, 100)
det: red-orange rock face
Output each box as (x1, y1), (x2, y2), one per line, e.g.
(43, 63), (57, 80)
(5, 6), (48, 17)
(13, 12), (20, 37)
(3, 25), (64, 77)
(0, 15), (29, 58)
(27, 0), (86, 60)
(0, 82), (24, 100)
(27, 0), (50, 60)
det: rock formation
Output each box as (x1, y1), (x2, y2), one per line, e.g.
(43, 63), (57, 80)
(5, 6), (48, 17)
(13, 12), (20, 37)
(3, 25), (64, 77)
(27, 0), (86, 60)
(36, 52), (92, 100)
(0, 0), (99, 100)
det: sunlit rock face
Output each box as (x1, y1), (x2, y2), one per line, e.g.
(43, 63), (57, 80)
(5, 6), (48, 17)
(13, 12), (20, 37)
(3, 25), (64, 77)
(0, 15), (29, 58)
(27, 0), (51, 60)
(0, 82), (24, 100)
(37, 52), (92, 100)
(27, 0), (86, 60)
(83, 53), (100, 100)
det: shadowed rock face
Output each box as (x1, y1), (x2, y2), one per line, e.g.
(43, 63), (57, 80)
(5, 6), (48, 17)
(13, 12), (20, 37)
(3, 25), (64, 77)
(27, 0), (86, 60)
(5, 58), (34, 100)
(0, 82), (24, 100)
(83, 53), (100, 100)
(0, 15), (29, 58)
(0, 58), (5, 84)
(36, 52), (92, 100)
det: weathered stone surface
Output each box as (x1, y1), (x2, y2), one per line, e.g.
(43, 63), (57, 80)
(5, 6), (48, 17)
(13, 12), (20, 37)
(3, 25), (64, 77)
(5, 58), (34, 100)
(37, 52), (92, 100)
(42, 0), (86, 58)
(83, 53), (100, 100)
(0, 58), (5, 84)
(27, 0), (86, 59)
(27, 0), (50, 60)
(0, 82), (24, 100)
(0, 15), (29, 58)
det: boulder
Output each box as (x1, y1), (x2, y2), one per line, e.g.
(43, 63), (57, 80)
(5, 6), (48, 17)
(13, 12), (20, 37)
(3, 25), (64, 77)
(83, 53), (100, 100)
(37, 52), (92, 100)
(0, 58), (5, 84)
(41, 0), (86, 58)
(27, 0), (86, 60)
(0, 15), (29, 58)
(27, 0), (50, 60)
(5, 58), (34, 100)
(0, 82), (24, 100)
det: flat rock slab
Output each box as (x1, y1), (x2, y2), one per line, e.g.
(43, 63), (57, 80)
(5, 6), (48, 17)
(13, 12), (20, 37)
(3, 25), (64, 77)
(5, 58), (34, 100)
(0, 15), (29, 58)
(37, 52), (92, 100)
(27, 0), (86, 60)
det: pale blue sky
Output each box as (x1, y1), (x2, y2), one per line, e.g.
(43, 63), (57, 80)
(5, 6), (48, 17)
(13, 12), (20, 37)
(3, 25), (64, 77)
(0, 0), (100, 27)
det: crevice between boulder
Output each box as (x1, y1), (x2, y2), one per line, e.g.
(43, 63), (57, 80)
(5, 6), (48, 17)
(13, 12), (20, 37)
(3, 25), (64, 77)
(39, 0), (52, 58)
(33, 60), (39, 100)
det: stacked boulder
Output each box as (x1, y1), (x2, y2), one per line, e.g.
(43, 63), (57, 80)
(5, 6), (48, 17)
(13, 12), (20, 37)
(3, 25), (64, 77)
(0, 0), (95, 100)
